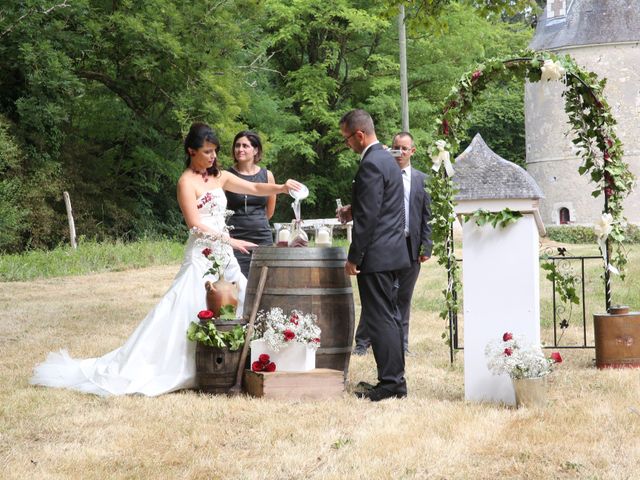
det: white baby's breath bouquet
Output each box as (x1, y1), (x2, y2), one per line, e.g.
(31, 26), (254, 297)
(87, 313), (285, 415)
(253, 307), (321, 352)
(485, 332), (563, 380)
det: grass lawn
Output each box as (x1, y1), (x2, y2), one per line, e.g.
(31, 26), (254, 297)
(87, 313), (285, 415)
(1, 241), (639, 479)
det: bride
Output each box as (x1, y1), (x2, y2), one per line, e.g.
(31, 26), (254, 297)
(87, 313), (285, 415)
(30, 122), (301, 396)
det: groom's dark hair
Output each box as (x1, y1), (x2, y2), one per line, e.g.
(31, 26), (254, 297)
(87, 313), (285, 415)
(339, 109), (375, 135)
(184, 122), (221, 176)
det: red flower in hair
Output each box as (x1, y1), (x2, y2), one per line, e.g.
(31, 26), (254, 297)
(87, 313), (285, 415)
(502, 332), (513, 342)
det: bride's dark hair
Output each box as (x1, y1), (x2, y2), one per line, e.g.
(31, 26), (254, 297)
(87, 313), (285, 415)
(184, 122), (221, 176)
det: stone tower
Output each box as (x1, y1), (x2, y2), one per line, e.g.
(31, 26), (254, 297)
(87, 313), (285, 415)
(525, 0), (640, 225)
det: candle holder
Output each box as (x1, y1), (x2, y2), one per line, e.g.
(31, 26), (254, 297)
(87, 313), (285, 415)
(276, 223), (291, 247)
(314, 224), (333, 247)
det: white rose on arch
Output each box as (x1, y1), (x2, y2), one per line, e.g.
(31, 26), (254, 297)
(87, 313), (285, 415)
(540, 59), (566, 82)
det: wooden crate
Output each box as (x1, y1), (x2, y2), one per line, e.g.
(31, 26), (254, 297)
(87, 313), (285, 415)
(243, 368), (344, 400)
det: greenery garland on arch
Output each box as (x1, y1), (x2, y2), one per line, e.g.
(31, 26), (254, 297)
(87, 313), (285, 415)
(427, 49), (636, 330)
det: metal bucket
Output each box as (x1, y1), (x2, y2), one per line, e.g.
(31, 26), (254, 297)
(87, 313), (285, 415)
(593, 306), (640, 369)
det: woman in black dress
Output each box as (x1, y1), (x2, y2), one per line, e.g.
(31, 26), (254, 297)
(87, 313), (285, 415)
(225, 131), (276, 278)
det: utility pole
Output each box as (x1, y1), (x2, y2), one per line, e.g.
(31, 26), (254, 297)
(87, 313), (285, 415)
(398, 4), (409, 131)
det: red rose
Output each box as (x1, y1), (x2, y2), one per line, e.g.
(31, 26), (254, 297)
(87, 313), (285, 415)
(550, 352), (563, 364)
(265, 362), (277, 372)
(606, 138), (614, 148)
(442, 119), (450, 136)
(290, 313), (299, 325)
(605, 187), (613, 197)
(471, 70), (482, 82)
(259, 354), (271, 365)
(313, 338), (320, 343)
(504, 348), (513, 356)
(251, 361), (264, 372)
(502, 332), (513, 342)
(197, 310), (214, 320)
(202, 248), (212, 257)
(283, 329), (295, 341)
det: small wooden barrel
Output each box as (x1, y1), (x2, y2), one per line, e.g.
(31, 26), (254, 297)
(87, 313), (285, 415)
(593, 306), (640, 369)
(195, 319), (246, 393)
(245, 247), (355, 380)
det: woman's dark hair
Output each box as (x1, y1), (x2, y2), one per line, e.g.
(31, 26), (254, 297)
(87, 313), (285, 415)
(232, 130), (263, 164)
(183, 122), (221, 176)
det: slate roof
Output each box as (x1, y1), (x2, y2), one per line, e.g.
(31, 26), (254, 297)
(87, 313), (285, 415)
(453, 134), (544, 201)
(530, 0), (640, 50)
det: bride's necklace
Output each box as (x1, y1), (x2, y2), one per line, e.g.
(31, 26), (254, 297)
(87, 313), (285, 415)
(190, 166), (209, 183)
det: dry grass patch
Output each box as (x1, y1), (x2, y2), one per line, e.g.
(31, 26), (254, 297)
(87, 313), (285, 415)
(1, 260), (640, 479)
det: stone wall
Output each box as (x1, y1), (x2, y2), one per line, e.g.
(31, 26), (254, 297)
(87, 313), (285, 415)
(525, 42), (640, 225)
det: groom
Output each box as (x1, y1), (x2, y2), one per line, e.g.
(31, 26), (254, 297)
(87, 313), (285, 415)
(337, 109), (410, 401)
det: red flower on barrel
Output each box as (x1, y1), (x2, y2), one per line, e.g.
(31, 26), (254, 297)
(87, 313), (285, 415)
(197, 310), (214, 320)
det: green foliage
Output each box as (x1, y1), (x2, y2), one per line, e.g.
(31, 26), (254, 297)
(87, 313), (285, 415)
(463, 208), (523, 229)
(540, 260), (580, 306)
(187, 321), (245, 350)
(546, 225), (640, 244)
(0, 115), (28, 251)
(0, 237), (184, 282)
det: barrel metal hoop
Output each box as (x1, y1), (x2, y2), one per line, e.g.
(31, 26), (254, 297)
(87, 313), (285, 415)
(251, 260), (346, 268)
(247, 287), (353, 296)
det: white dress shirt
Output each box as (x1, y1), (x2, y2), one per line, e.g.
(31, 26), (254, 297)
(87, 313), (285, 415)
(401, 165), (411, 236)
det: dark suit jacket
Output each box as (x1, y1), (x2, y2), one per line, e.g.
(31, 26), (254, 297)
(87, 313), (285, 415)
(348, 143), (410, 274)
(406, 167), (433, 262)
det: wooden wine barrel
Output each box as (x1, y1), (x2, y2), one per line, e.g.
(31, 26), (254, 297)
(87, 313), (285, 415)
(195, 319), (246, 393)
(245, 247), (355, 380)
(594, 306), (640, 369)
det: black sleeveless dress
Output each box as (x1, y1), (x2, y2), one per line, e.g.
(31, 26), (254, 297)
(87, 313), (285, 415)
(225, 167), (274, 278)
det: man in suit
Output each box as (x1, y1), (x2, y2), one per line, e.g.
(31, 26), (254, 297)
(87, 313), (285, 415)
(352, 131), (432, 356)
(337, 110), (410, 401)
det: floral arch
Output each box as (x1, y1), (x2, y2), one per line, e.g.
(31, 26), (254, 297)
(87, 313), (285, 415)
(427, 50), (636, 326)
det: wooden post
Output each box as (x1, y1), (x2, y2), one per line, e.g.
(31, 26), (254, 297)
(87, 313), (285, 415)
(63, 191), (77, 249)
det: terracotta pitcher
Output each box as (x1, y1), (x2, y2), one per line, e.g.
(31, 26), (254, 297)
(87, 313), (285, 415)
(205, 279), (239, 317)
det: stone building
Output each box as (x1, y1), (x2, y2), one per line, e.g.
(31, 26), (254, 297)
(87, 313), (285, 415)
(525, 0), (640, 225)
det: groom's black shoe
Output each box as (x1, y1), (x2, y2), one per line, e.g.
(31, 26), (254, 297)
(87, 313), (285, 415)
(355, 386), (406, 402)
(355, 381), (377, 391)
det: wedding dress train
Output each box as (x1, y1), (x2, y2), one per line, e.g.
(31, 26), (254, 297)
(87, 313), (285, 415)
(30, 188), (247, 396)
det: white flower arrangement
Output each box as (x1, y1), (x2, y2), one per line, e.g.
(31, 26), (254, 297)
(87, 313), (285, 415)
(253, 307), (321, 352)
(485, 332), (562, 380)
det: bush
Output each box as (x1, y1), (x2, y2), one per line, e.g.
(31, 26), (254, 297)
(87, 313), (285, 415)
(546, 225), (640, 244)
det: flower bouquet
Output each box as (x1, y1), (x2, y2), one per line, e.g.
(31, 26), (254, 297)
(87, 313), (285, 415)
(250, 308), (321, 372)
(187, 310), (245, 351)
(485, 332), (562, 380)
(486, 332), (563, 407)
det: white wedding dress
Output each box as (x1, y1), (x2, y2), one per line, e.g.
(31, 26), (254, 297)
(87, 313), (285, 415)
(30, 188), (247, 396)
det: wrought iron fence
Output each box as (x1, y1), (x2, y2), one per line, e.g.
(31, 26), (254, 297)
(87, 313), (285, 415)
(448, 247), (604, 362)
